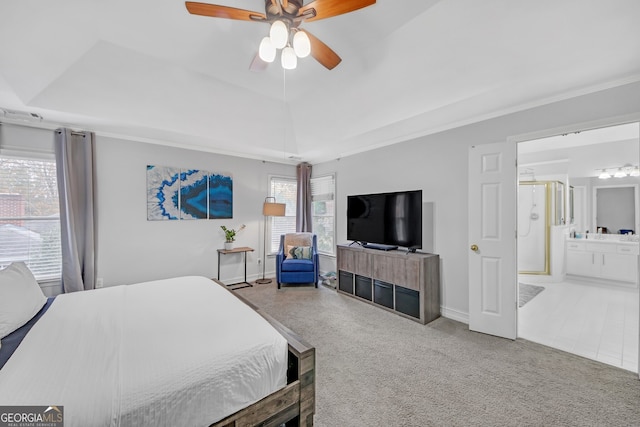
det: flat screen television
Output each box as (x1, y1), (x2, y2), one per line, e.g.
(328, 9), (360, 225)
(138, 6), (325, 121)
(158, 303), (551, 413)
(347, 190), (422, 250)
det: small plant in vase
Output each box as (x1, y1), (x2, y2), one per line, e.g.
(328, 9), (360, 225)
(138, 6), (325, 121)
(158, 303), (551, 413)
(221, 224), (245, 250)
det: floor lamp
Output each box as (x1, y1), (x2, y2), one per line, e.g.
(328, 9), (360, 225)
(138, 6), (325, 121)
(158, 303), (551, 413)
(256, 196), (286, 284)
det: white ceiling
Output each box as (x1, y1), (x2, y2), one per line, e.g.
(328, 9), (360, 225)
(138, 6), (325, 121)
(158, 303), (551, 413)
(1, 0), (639, 164)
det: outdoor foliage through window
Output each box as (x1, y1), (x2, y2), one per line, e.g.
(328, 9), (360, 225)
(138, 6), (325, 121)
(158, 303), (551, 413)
(311, 175), (335, 255)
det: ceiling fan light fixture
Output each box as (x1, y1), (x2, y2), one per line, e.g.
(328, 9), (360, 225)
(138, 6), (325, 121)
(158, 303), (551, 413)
(270, 20), (288, 49)
(631, 167), (640, 177)
(293, 30), (311, 58)
(258, 36), (276, 62)
(281, 46), (297, 69)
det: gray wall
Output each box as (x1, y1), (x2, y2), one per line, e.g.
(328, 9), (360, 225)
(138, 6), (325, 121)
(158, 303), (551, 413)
(314, 81), (640, 322)
(95, 137), (296, 286)
(3, 81), (639, 321)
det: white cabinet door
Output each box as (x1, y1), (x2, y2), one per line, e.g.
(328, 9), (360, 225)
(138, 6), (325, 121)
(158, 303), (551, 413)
(566, 242), (639, 283)
(601, 253), (638, 282)
(566, 249), (595, 276)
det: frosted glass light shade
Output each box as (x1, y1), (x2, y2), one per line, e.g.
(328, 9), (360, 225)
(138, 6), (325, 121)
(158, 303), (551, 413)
(293, 31), (311, 58)
(281, 46), (297, 69)
(270, 20), (288, 49)
(614, 168), (626, 178)
(598, 169), (611, 179)
(258, 37), (276, 62)
(631, 167), (640, 177)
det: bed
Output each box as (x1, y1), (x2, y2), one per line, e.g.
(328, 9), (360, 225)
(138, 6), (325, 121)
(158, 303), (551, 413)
(0, 268), (315, 427)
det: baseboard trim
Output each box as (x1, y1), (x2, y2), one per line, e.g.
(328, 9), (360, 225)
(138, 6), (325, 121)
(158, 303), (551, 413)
(440, 306), (469, 324)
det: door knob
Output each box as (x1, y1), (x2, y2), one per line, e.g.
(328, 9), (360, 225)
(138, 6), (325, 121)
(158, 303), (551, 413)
(470, 244), (479, 252)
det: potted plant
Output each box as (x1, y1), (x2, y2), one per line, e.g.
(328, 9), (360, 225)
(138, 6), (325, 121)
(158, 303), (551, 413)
(221, 224), (245, 250)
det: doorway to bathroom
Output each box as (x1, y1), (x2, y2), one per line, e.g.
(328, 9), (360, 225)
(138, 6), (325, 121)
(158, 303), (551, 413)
(516, 121), (640, 373)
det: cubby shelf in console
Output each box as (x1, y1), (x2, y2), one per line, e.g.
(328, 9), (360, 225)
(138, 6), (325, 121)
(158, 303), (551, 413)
(337, 244), (440, 325)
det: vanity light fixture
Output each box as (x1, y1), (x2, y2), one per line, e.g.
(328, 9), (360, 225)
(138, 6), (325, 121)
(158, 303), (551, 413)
(597, 164), (640, 179)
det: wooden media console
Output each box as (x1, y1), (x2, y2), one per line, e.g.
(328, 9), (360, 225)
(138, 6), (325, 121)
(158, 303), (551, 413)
(337, 244), (440, 325)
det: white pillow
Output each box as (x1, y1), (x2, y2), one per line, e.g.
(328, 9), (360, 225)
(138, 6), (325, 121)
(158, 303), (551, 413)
(0, 262), (47, 339)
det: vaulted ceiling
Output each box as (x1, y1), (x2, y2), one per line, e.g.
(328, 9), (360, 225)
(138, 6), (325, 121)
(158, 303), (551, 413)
(1, 0), (639, 163)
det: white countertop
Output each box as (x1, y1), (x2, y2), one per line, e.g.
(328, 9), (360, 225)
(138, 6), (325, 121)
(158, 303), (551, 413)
(568, 236), (639, 246)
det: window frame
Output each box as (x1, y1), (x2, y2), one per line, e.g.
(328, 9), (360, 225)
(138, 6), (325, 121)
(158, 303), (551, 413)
(0, 152), (62, 284)
(311, 173), (336, 256)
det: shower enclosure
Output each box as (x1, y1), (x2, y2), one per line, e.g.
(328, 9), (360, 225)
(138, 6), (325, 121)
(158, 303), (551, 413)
(518, 181), (565, 275)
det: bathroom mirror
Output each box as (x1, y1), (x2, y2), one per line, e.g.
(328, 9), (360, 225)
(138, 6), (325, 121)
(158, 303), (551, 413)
(593, 184), (639, 234)
(555, 182), (565, 225)
(569, 186), (574, 224)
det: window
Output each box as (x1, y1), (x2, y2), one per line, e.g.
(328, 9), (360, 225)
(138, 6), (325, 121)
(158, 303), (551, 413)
(311, 174), (335, 255)
(269, 176), (297, 254)
(0, 156), (62, 281)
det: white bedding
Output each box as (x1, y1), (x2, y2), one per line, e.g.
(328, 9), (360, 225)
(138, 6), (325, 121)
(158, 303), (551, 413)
(0, 276), (288, 427)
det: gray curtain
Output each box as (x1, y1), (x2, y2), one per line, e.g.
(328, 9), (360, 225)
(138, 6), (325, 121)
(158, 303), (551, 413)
(55, 128), (96, 293)
(296, 162), (312, 232)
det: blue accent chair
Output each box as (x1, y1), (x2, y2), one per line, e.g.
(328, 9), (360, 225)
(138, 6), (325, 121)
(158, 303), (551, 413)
(276, 233), (319, 289)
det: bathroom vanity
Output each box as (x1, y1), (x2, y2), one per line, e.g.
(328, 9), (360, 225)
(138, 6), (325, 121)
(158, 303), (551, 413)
(566, 237), (639, 285)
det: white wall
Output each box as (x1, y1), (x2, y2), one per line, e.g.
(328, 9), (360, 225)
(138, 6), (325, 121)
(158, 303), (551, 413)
(314, 81), (640, 322)
(95, 136), (296, 286)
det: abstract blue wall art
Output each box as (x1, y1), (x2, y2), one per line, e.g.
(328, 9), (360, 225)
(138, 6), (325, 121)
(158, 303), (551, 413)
(208, 173), (233, 219)
(147, 165), (233, 221)
(180, 169), (209, 220)
(147, 165), (181, 220)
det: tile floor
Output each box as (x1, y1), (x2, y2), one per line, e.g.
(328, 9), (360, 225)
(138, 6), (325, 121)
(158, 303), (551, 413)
(518, 277), (639, 373)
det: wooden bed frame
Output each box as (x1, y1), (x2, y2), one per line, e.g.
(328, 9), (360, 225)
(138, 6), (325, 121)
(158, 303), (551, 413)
(212, 286), (315, 427)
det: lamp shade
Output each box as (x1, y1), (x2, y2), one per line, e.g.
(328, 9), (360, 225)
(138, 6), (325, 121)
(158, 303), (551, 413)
(293, 30), (311, 58)
(614, 168), (626, 178)
(259, 36), (276, 62)
(281, 46), (297, 69)
(263, 202), (286, 216)
(598, 169), (611, 179)
(269, 20), (288, 49)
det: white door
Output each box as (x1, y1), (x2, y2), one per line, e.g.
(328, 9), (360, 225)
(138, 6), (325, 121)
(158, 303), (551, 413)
(468, 142), (517, 339)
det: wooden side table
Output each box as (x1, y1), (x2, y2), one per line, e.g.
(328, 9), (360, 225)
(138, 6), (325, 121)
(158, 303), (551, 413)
(217, 247), (254, 289)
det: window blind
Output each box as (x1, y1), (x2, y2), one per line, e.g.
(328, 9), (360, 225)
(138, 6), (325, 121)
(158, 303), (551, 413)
(269, 176), (297, 254)
(0, 156), (62, 281)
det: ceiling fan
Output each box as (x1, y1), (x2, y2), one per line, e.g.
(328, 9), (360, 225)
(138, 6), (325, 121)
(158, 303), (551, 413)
(185, 0), (376, 70)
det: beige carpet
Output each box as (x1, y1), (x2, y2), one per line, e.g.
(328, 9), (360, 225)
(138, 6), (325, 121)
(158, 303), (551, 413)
(235, 281), (640, 427)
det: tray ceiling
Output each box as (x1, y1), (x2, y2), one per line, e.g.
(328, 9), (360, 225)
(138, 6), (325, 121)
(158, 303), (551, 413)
(1, 0), (639, 163)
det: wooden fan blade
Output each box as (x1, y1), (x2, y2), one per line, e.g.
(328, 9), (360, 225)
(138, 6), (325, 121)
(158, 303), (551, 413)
(185, 2), (266, 21)
(300, 29), (341, 70)
(299, 0), (375, 22)
(249, 53), (269, 72)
